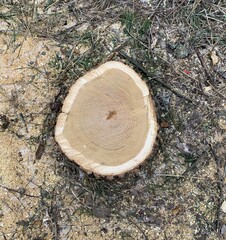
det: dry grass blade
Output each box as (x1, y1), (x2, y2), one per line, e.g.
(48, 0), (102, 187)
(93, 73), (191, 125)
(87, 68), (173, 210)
(119, 50), (193, 102)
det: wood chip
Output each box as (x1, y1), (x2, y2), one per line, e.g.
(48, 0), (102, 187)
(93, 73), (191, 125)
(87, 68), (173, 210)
(211, 50), (219, 65)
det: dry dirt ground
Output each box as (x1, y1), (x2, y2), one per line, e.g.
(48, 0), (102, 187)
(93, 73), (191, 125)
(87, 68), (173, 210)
(0, 1), (225, 240)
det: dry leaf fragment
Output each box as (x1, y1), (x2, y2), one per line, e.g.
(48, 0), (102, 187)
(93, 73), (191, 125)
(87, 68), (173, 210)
(219, 119), (226, 130)
(203, 86), (213, 95)
(150, 38), (158, 49)
(211, 50), (219, 65)
(160, 121), (169, 128)
(172, 206), (181, 216)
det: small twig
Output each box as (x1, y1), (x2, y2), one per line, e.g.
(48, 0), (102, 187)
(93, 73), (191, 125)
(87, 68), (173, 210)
(118, 212), (148, 240)
(0, 184), (40, 198)
(35, 85), (66, 160)
(165, 0), (187, 19)
(210, 84), (226, 100)
(209, 143), (224, 233)
(49, 194), (60, 240)
(195, 48), (215, 84)
(194, 112), (214, 131)
(200, 214), (224, 240)
(119, 51), (193, 102)
(155, 173), (217, 181)
(128, 217), (148, 240)
(32, 0), (36, 20)
(149, 0), (164, 19)
(105, 41), (129, 62)
(16, 35), (26, 59)
(125, 29), (148, 49)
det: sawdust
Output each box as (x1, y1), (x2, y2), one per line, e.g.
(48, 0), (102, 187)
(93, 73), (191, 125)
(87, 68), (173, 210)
(0, 34), (61, 238)
(0, 35), (56, 84)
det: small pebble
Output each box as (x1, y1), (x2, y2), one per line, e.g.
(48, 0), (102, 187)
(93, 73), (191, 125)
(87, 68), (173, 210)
(221, 201), (226, 213)
(221, 225), (226, 235)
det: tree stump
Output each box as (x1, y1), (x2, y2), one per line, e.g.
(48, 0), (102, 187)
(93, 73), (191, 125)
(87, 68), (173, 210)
(55, 61), (158, 177)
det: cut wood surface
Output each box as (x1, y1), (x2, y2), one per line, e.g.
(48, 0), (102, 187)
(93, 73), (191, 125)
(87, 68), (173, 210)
(55, 61), (158, 176)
